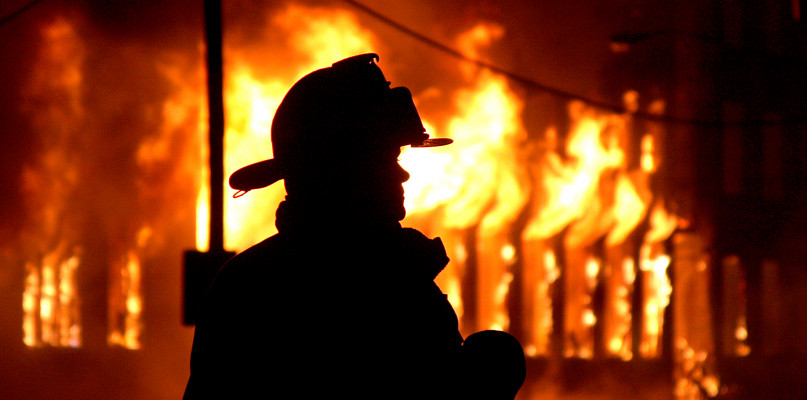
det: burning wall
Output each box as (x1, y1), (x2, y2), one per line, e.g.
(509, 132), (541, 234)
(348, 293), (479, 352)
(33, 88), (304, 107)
(197, 3), (700, 397)
(7, 0), (807, 399)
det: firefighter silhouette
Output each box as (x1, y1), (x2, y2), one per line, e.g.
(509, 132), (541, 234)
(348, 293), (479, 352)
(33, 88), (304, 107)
(184, 54), (525, 399)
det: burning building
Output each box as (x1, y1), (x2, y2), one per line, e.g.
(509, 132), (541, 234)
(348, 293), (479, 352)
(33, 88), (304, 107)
(0, 0), (805, 399)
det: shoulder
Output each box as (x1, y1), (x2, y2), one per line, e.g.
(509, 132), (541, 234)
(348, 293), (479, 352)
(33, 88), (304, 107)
(205, 234), (288, 299)
(218, 233), (290, 275)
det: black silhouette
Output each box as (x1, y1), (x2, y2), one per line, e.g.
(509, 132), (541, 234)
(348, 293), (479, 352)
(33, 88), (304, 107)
(183, 54), (525, 399)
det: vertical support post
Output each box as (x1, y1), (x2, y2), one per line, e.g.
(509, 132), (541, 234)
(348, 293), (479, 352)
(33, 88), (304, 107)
(183, 0), (234, 326)
(204, 0), (225, 253)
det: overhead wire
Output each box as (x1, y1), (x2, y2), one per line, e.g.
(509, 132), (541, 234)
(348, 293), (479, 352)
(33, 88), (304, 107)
(342, 0), (805, 127)
(1, 0), (801, 126)
(0, 0), (45, 28)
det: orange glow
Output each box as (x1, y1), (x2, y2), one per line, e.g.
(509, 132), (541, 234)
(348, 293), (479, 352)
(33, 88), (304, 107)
(13, 8), (736, 400)
(639, 244), (672, 357)
(605, 257), (636, 360)
(176, 3), (693, 373)
(24, 250), (82, 348)
(675, 339), (721, 398)
(21, 18), (85, 348)
(639, 202), (677, 358)
(523, 102), (628, 245)
(402, 22), (527, 333)
(641, 134), (656, 173)
(523, 249), (560, 357)
(108, 249), (143, 349)
(198, 4), (381, 252)
(108, 226), (150, 349)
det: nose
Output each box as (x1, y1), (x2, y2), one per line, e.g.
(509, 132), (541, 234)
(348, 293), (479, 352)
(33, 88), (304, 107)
(397, 163), (410, 183)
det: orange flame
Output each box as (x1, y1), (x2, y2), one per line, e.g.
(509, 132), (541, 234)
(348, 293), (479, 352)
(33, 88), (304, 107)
(203, 4), (381, 251)
(182, 4), (687, 367)
(21, 18), (85, 348)
(401, 22), (527, 333)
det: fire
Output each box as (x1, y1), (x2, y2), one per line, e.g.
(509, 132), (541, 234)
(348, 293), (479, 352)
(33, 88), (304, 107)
(194, 4), (381, 251)
(639, 201), (677, 357)
(107, 226), (150, 349)
(107, 249), (143, 349)
(220, 68), (288, 249)
(639, 245), (672, 356)
(516, 92), (678, 360)
(206, 14), (530, 335)
(20, 18), (85, 348)
(10, 3), (745, 399)
(605, 257), (636, 359)
(400, 22), (528, 333)
(523, 249), (560, 357)
(21, 16), (199, 348)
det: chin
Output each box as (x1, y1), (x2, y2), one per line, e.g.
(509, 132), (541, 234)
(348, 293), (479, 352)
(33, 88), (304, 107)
(394, 208), (407, 222)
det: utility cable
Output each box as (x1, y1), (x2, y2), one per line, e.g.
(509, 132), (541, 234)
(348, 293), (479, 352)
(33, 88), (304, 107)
(0, 0), (45, 28)
(342, 0), (805, 127)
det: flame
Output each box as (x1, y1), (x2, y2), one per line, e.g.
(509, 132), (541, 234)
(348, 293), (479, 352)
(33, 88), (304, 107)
(108, 250), (143, 349)
(20, 18), (85, 348)
(517, 93), (678, 361)
(401, 66), (527, 226)
(221, 68), (288, 249)
(20, 16), (200, 348)
(606, 172), (650, 246)
(194, 4), (382, 251)
(523, 248), (560, 357)
(523, 102), (627, 243)
(400, 22), (527, 333)
(675, 339), (722, 399)
(605, 257), (636, 360)
(14, 11), (715, 400)
(639, 244), (672, 357)
(639, 202), (677, 357)
(23, 248), (82, 348)
(524, 100), (632, 359)
(734, 314), (750, 356)
(23, 263), (39, 347)
(179, 2), (691, 373)
(107, 226), (150, 349)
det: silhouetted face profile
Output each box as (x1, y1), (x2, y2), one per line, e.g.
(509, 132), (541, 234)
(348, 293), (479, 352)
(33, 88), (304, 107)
(228, 54), (449, 228)
(340, 144), (411, 223)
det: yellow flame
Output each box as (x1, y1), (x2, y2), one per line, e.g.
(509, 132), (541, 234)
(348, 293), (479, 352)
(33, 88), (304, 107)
(638, 199), (677, 358)
(605, 257), (635, 360)
(401, 66), (527, 227)
(639, 243), (672, 357)
(27, 249), (82, 348)
(523, 103), (627, 243)
(675, 340), (722, 398)
(108, 247), (144, 349)
(606, 173), (650, 246)
(184, 5), (686, 367)
(734, 316), (751, 356)
(402, 24), (527, 333)
(645, 200), (679, 244)
(21, 18), (85, 348)
(529, 249), (560, 357)
(641, 134), (656, 173)
(23, 263), (40, 347)
(217, 4), (380, 251)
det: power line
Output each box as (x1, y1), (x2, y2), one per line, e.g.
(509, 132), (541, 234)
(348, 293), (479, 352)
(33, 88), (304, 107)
(342, 0), (805, 127)
(0, 0), (45, 28)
